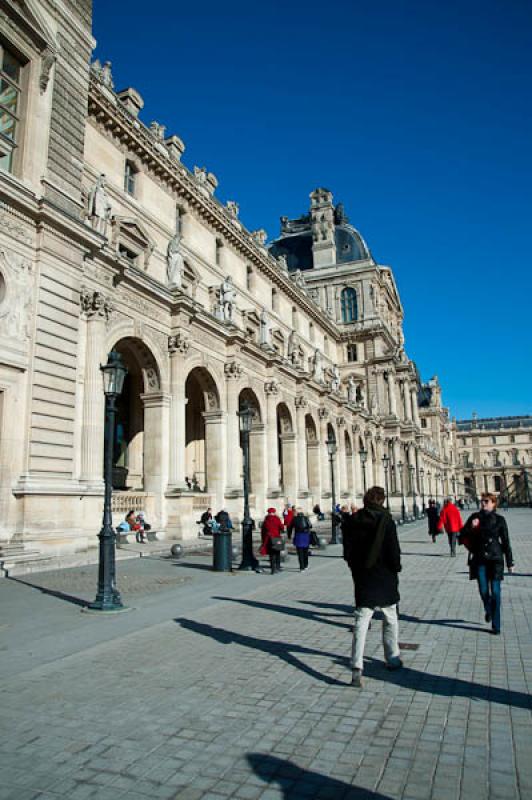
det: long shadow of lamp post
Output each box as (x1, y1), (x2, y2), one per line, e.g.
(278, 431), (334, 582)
(237, 401), (260, 570)
(382, 454), (390, 511)
(88, 350), (128, 612)
(397, 459), (406, 522)
(327, 434), (339, 544)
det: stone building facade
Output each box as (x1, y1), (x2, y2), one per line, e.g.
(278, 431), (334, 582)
(0, 0), (455, 564)
(455, 415), (532, 500)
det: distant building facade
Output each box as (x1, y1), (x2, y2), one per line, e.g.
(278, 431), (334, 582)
(0, 0), (454, 567)
(456, 415), (532, 500)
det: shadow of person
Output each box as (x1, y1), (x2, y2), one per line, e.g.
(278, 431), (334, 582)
(174, 618), (345, 686)
(7, 576), (89, 608)
(299, 600), (353, 615)
(246, 753), (393, 799)
(362, 657), (532, 711)
(398, 612), (486, 633)
(210, 596), (352, 630)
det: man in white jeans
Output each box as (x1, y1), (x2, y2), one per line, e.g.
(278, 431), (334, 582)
(343, 485), (402, 687)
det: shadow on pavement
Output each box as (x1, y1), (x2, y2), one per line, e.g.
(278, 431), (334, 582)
(211, 596), (352, 630)
(358, 657), (532, 710)
(7, 576), (89, 608)
(247, 753), (393, 799)
(399, 612), (486, 633)
(174, 617), (345, 685)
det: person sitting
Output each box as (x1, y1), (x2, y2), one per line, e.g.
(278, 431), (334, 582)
(136, 511), (151, 543)
(215, 508), (233, 530)
(313, 503), (325, 521)
(200, 507), (213, 535)
(185, 476), (192, 490)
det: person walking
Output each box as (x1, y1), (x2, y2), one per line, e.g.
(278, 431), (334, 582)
(343, 486), (402, 688)
(438, 497), (463, 556)
(426, 499), (439, 542)
(260, 508), (284, 574)
(288, 509), (312, 572)
(459, 492), (514, 635)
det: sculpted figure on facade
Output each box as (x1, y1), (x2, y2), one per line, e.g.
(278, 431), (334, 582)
(252, 229), (267, 248)
(226, 201), (239, 220)
(330, 365), (341, 394)
(311, 348), (324, 383)
(166, 214), (184, 290)
(276, 254), (288, 272)
(87, 174), (112, 236)
(347, 375), (357, 405)
(218, 275), (236, 322)
(259, 308), (273, 347)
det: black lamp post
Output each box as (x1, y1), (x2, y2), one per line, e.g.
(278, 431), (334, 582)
(409, 464), (418, 519)
(435, 472), (441, 504)
(397, 459), (406, 522)
(382, 454), (390, 510)
(359, 448), (367, 496)
(237, 401), (259, 570)
(327, 434), (339, 544)
(89, 350), (127, 612)
(419, 467), (425, 514)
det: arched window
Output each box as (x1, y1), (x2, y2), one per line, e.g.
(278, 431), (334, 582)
(341, 287), (358, 323)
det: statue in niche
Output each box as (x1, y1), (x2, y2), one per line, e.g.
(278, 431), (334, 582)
(330, 365), (341, 393)
(87, 174), (112, 236)
(166, 216), (184, 290)
(219, 275), (236, 322)
(347, 375), (357, 404)
(259, 308), (272, 347)
(311, 348), (323, 383)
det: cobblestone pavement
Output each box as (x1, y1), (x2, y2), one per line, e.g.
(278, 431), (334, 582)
(1, 510), (531, 800)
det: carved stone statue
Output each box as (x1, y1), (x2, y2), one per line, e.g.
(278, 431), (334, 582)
(87, 174), (112, 236)
(259, 308), (272, 347)
(226, 201), (239, 219)
(167, 237), (184, 289)
(347, 375), (357, 404)
(219, 275), (236, 322)
(330, 365), (341, 393)
(194, 166), (208, 185)
(101, 61), (114, 89)
(311, 348), (323, 383)
(276, 254), (288, 272)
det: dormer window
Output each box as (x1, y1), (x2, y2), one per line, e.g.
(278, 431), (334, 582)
(0, 44), (23, 174)
(124, 159), (137, 196)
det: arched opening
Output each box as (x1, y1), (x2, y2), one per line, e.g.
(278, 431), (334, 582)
(277, 402), (295, 498)
(305, 413), (319, 494)
(112, 337), (161, 491)
(185, 367), (221, 493)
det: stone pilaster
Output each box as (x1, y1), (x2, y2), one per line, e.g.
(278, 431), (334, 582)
(387, 371), (398, 417)
(167, 334), (189, 490)
(265, 380), (281, 495)
(295, 396), (309, 496)
(318, 407), (330, 495)
(224, 361), (243, 494)
(79, 289), (111, 489)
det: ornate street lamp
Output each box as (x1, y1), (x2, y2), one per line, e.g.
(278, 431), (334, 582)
(88, 350), (128, 612)
(397, 460), (406, 522)
(237, 401), (259, 570)
(419, 467), (426, 514)
(359, 448), (367, 495)
(382, 454), (390, 511)
(409, 464), (418, 519)
(327, 434), (339, 544)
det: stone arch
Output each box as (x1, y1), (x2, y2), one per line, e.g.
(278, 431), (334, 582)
(305, 413), (320, 494)
(238, 387), (264, 501)
(239, 387), (262, 424)
(106, 320), (168, 390)
(277, 402), (295, 499)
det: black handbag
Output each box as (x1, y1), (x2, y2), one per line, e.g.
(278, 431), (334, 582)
(270, 537), (284, 552)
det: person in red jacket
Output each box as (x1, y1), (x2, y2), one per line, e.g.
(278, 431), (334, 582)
(260, 508), (285, 574)
(438, 498), (463, 557)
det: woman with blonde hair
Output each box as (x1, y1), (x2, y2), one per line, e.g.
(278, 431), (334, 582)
(459, 492), (514, 635)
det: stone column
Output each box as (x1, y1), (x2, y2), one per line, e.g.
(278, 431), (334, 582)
(318, 408), (330, 495)
(295, 397), (309, 496)
(351, 428), (361, 503)
(411, 385), (421, 427)
(249, 423), (266, 512)
(224, 361), (243, 494)
(376, 371), (387, 415)
(141, 392), (170, 526)
(265, 381), (280, 495)
(337, 419), (348, 496)
(375, 436), (385, 485)
(392, 436), (401, 493)
(79, 290), (111, 488)
(387, 372), (398, 417)
(167, 334), (190, 490)
(203, 410), (226, 509)
(280, 433), (298, 503)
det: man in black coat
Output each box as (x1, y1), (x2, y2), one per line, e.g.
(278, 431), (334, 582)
(344, 485), (402, 687)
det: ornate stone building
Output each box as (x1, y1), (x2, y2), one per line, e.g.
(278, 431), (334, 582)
(0, 0), (455, 566)
(455, 415), (532, 501)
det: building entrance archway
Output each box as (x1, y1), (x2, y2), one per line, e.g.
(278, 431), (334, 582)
(185, 367), (221, 494)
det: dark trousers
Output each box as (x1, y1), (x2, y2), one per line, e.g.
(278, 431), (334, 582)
(269, 551), (281, 573)
(477, 564), (501, 632)
(447, 531), (457, 555)
(297, 547), (309, 571)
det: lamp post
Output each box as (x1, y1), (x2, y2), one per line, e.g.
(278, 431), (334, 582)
(427, 468), (432, 501)
(382, 454), (390, 510)
(237, 401), (259, 570)
(327, 434), (339, 544)
(397, 460), (406, 522)
(435, 471), (441, 504)
(409, 464), (418, 519)
(419, 467), (425, 514)
(359, 448), (367, 495)
(452, 473), (457, 502)
(89, 350), (127, 612)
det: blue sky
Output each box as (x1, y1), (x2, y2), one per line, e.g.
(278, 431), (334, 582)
(93, 0), (532, 420)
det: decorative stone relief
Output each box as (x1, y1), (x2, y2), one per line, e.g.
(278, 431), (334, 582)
(225, 201), (239, 219)
(167, 212), (184, 290)
(205, 391), (219, 410)
(87, 174), (112, 236)
(39, 47), (56, 94)
(310, 348), (324, 383)
(150, 121), (166, 141)
(0, 248), (34, 341)
(264, 380), (280, 396)
(0, 210), (33, 245)
(224, 361), (243, 380)
(251, 229), (267, 247)
(80, 288), (112, 319)
(295, 396), (308, 410)
(259, 309), (273, 348)
(318, 407), (329, 421)
(168, 333), (190, 355)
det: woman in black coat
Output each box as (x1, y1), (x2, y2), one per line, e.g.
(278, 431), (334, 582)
(459, 492), (514, 635)
(426, 499), (439, 542)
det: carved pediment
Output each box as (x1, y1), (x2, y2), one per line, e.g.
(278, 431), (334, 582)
(5, 0), (57, 50)
(111, 216), (154, 270)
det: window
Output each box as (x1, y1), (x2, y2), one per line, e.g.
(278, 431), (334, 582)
(124, 160), (137, 195)
(510, 434), (515, 443)
(215, 238), (223, 266)
(512, 450), (520, 466)
(272, 288), (279, 312)
(421, 418), (427, 429)
(491, 436), (497, 444)
(118, 244), (138, 264)
(341, 287), (358, 323)
(494, 476), (502, 492)
(347, 344), (357, 362)
(291, 306), (298, 330)
(309, 322), (315, 343)
(246, 266), (254, 292)
(0, 44), (23, 174)
(323, 335), (329, 356)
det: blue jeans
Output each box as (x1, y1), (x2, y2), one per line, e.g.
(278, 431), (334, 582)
(477, 564), (501, 632)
